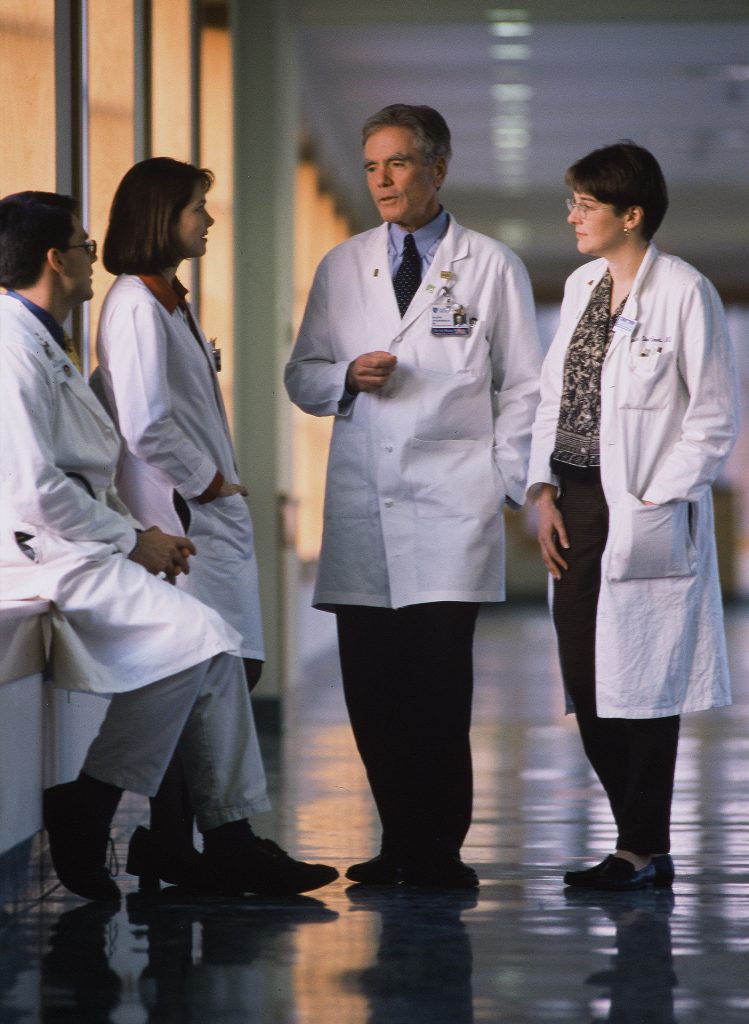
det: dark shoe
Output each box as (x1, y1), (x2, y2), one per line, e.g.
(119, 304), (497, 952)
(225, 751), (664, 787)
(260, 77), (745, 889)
(126, 826), (210, 893)
(401, 853), (479, 890)
(346, 853), (402, 885)
(564, 855), (615, 888)
(43, 783), (120, 902)
(652, 853), (675, 888)
(565, 855), (655, 892)
(203, 823), (339, 896)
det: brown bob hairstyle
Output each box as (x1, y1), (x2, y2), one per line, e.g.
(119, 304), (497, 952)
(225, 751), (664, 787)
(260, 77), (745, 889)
(103, 157), (214, 275)
(565, 141), (668, 242)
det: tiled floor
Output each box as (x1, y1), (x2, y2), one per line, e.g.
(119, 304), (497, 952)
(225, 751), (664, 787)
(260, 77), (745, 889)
(1, 602), (748, 1023)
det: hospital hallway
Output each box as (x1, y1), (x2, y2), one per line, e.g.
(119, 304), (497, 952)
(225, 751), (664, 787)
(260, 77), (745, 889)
(1, 599), (748, 1023)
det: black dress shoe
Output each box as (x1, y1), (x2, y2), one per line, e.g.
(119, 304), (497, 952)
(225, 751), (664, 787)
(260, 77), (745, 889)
(126, 826), (212, 893)
(564, 855), (615, 887)
(652, 853), (675, 888)
(43, 783), (120, 902)
(564, 855), (655, 892)
(345, 853), (402, 885)
(203, 822), (339, 896)
(401, 853), (479, 890)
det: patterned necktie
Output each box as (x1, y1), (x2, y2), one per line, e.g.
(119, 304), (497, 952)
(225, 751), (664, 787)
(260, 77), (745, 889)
(393, 233), (421, 317)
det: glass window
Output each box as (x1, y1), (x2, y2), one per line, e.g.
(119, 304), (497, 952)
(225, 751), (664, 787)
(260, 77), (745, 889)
(0, 2), (56, 195)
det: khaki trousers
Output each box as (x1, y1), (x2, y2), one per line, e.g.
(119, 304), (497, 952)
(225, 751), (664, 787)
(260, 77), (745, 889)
(82, 653), (270, 832)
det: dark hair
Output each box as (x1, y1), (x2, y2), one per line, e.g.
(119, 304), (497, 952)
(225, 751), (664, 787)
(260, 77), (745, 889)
(565, 141), (668, 241)
(103, 157), (214, 275)
(361, 104), (452, 163)
(0, 191), (77, 289)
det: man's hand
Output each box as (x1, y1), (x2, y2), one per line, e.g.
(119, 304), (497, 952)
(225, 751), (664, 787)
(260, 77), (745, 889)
(128, 526), (196, 584)
(535, 484), (569, 580)
(346, 351), (398, 394)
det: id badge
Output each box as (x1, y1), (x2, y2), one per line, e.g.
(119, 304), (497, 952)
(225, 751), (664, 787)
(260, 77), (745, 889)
(431, 302), (471, 336)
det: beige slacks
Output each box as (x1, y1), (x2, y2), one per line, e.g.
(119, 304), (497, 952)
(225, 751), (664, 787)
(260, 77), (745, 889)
(82, 653), (270, 831)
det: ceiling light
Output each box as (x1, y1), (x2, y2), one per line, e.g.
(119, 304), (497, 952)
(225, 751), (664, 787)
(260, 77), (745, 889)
(491, 43), (531, 60)
(489, 22), (533, 37)
(492, 84), (533, 101)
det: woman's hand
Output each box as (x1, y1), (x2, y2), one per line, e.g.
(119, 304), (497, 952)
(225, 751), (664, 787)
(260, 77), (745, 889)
(535, 484), (569, 580)
(218, 480), (248, 498)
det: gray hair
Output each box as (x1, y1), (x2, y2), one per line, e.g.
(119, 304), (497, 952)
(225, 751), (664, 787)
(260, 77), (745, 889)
(361, 104), (452, 163)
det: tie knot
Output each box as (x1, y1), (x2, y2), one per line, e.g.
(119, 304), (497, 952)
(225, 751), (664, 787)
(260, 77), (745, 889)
(402, 233), (417, 255)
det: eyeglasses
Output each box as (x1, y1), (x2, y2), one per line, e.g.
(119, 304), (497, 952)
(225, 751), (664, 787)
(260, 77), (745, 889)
(565, 198), (603, 219)
(65, 239), (97, 258)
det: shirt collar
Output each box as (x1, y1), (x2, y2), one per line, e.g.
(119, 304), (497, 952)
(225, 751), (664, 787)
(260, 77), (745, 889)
(138, 274), (189, 314)
(6, 290), (66, 349)
(388, 207), (449, 259)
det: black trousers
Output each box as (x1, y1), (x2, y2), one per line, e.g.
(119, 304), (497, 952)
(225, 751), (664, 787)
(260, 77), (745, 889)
(552, 477), (680, 855)
(335, 602), (480, 859)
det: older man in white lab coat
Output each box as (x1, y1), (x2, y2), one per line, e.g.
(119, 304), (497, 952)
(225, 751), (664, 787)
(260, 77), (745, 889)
(285, 105), (541, 888)
(0, 191), (338, 902)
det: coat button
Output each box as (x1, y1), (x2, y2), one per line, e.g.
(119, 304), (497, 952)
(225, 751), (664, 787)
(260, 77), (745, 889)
(384, 499), (394, 508)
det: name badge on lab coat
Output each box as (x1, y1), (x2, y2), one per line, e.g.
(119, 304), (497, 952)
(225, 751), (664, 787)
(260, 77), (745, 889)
(431, 303), (471, 336)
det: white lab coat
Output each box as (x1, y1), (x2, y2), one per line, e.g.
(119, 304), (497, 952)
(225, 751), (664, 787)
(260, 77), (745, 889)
(0, 295), (241, 693)
(285, 216), (542, 608)
(95, 275), (263, 660)
(527, 244), (740, 718)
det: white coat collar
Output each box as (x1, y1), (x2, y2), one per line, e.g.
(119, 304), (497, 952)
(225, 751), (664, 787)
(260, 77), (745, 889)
(362, 216), (471, 337)
(573, 244), (660, 362)
(1, 296), (118, 434)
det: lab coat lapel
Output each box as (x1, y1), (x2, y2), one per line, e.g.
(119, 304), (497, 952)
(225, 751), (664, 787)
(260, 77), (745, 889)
(604, 243), (659, 365)
(398, 218), (470, 334)
(363, 224), (402, 339)
(11, 302), (118, 435)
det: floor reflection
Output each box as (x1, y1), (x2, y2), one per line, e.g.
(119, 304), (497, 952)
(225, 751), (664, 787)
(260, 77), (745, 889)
(0, 603), (747, 1022)
(568, 889), (677, 1024)
(342, 887), (475, 1024)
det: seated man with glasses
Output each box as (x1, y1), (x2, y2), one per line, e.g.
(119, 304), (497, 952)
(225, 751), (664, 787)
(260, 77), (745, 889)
(0, 191), (338, 902)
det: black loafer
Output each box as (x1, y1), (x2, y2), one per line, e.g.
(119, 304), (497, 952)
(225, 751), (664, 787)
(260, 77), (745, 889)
(652, 854), (675, 888)
(564, 855), (615, 888)
(565, 855), (654, 892)
(345, 853), (402, 885)
(401, 853), (479, 890)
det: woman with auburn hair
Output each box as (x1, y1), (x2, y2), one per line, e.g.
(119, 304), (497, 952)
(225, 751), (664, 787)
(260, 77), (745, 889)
(527, 141), (738, 892)
(95, 158), (271, 890)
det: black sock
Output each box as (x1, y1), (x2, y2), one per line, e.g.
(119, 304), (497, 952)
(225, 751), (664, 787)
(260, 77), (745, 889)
(203, 819), (253, 849)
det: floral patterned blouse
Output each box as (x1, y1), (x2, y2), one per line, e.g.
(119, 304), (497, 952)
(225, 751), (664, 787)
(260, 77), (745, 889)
(551, 270), (627, 483)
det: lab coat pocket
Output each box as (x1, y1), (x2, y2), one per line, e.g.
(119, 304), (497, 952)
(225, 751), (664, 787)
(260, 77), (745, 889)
(418, 320), (488, 374)
(407, 438), (500, 519)
(606, 494), (696, 581)
(188, 492), (252, 559)
(620, 348), (673, 410)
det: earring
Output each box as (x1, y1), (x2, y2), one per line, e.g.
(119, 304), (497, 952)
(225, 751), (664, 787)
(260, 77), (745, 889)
(623, 226), (630, 236)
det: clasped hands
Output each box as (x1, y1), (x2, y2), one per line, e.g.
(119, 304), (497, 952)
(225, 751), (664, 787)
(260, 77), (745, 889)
(128, 526), (195, 585)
